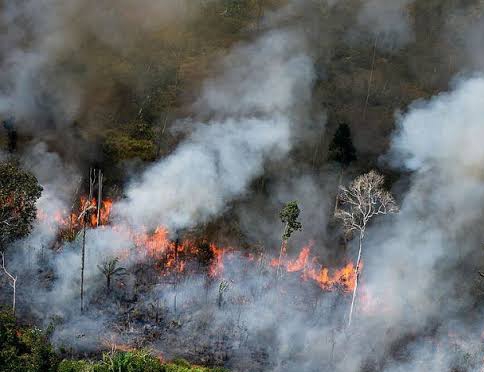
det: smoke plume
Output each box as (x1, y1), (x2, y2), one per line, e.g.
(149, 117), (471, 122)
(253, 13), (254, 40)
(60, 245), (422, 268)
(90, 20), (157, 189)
(117, 29), (314, 232)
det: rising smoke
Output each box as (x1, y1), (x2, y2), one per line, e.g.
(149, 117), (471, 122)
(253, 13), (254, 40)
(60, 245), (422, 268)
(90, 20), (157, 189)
(117, 28), (314, 232)
(3, 1), (484, 372)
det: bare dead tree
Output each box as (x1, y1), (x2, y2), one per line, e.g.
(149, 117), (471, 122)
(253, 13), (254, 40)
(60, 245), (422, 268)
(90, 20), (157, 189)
(1, 251), (17, 314)
(335, 170), (398, 327)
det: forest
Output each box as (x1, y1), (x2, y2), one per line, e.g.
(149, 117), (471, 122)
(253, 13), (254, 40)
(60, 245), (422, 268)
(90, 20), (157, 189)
(1, 0), (484, 371)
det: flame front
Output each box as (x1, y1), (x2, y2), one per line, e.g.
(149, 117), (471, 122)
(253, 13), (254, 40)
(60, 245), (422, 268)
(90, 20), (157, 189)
(37, 198), (356, 294)
(272, 243), (357, 293)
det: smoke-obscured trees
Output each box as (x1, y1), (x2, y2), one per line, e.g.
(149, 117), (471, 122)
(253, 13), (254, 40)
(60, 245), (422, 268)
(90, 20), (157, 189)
(335, 170), (397, 326)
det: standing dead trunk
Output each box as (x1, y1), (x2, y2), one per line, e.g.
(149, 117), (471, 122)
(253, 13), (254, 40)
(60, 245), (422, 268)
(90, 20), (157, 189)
(80, 168), (96, 313)
(348, 231), (364, 327)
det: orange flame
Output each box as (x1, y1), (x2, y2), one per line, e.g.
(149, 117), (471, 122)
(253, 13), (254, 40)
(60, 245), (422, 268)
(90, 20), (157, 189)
(38, 198), (356, 294)
(209, 243), (225, 278)
(37, 196), (114, 233)
(272, 243), (357, 293)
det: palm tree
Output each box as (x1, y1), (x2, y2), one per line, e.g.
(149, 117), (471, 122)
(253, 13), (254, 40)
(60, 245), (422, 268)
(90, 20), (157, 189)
(98, 258), (126, 292)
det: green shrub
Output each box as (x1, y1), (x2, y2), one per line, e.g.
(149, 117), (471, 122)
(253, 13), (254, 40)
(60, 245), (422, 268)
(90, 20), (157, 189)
(0, 310), (58, 372)
(103, 132), (157, 162)
(162, 359), (228, 372)
(57, 360), (95, 372)
(96, 351), (163, 372)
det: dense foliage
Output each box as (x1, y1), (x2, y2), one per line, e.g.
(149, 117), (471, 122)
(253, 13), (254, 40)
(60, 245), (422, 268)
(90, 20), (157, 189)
(0, 162), (42, 250)
(0, 310), (58, 372)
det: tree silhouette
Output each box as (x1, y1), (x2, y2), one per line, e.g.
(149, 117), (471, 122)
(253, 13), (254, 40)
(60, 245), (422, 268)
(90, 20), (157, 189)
(328, 123), (357, 169)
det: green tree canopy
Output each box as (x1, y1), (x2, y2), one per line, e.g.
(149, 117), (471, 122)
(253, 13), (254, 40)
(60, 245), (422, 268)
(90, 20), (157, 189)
(279, 201), (302, 241)
(0, 162), (42, 250)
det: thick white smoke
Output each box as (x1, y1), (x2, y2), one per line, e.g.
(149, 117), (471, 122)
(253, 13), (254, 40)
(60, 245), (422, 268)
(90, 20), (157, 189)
(343, 76), (484, 371)
(16, 142), (81, 250)
(117, 30), (314, 232)
(5, 2), (484, 371)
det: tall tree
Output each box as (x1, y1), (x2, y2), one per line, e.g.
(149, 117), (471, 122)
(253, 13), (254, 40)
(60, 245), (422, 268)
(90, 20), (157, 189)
(277, 201), (303, 279)
(0, 161), (42, 313)
(335, 170), (397, 326)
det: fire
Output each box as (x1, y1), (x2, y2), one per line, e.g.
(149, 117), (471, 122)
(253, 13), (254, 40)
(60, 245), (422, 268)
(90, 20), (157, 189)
(130, 227), (225, 277)
(37, 196), (114, 234)
(209, 243), (225, 278)
(134, 227), (174, 259)
(272, 243), (357, 293)
(38, 197), (356, 294)
(286, 246), (310, 272)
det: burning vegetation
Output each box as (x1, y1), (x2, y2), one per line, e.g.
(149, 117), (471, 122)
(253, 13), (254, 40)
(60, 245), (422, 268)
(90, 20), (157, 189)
(37, 194), (358, 294)
(3, 1), (484, 372)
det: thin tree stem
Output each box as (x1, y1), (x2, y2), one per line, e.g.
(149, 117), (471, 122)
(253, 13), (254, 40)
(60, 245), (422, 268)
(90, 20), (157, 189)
(363, 36), (378, 120)
(348, 230), (364, 327)
(1, 252), (17, 314)
(81, 223), (86, 313)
